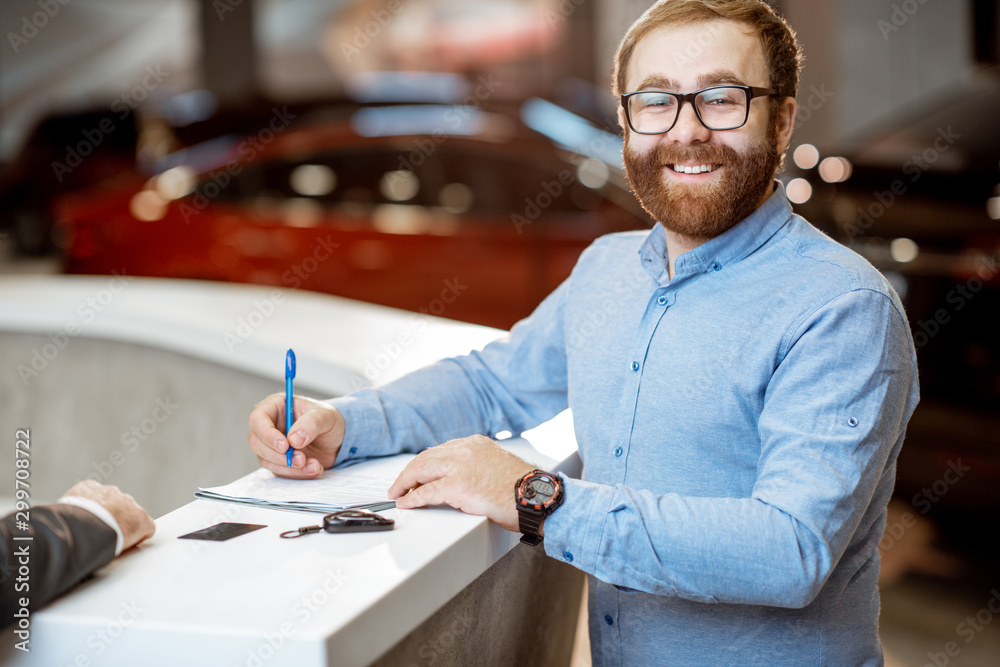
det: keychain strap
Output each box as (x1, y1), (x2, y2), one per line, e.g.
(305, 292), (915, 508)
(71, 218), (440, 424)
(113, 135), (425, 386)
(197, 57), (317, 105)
(279, 524), (322, 539)
(279, 509), (394, 538)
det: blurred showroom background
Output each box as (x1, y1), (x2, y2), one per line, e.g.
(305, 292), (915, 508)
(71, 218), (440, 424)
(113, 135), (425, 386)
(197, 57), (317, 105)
(1, 1), (998, 664)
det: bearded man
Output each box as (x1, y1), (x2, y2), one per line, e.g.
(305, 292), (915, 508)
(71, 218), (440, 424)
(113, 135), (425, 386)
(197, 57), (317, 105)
(248, 1), (919, 664)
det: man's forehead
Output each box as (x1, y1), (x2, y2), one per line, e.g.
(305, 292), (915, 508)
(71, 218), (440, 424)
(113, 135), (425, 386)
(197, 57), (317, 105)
(626, 19), (768, 92)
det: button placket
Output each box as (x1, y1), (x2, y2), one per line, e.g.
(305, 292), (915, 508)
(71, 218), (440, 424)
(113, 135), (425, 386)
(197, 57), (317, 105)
(608, 287), (672, 483)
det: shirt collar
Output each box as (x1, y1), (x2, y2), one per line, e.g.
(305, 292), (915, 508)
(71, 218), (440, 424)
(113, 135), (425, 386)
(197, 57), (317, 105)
(638, 180), (794, 284)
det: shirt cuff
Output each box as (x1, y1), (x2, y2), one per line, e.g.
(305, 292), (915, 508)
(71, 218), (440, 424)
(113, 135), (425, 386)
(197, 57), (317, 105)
(542, 474), (616, 574)
(58, 496), (125, 556)
(326, 394), (390, 467)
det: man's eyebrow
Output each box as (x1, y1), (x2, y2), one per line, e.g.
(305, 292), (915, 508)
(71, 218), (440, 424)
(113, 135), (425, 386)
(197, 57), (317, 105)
(632, 70), (750, 93)
(696, 70), (749, 88)
(634, 74), (679, 92)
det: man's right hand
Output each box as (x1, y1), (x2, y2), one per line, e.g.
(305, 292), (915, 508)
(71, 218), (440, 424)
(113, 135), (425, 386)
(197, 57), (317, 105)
(247, 393), (345, 478)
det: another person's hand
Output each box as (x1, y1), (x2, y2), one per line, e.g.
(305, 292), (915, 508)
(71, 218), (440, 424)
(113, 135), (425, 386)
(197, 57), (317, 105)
(248, 393), (345, 478)
(61, 480), (155, 551)
(388, 435), (535, 532)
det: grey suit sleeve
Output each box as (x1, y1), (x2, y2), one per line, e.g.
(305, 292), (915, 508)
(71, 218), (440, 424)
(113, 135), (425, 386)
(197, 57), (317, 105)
(1, 504), (117, 625)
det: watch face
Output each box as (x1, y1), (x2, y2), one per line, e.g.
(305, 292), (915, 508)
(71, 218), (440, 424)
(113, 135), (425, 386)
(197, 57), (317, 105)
(530, 479), (555, 501)
(520, 473), (560, 508)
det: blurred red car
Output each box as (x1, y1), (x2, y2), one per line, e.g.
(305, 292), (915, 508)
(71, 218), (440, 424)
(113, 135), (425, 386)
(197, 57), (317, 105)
(55, 100), (649, 329)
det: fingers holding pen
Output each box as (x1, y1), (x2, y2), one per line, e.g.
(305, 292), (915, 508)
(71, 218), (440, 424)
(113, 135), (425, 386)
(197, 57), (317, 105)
(248, 393), (345, 478)
(248, 393), (288, 463)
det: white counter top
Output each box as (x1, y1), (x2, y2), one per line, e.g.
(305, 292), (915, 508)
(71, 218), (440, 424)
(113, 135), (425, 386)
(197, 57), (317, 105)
(5, 427), (578, 667)
(0, 276), (580, 666)
(0, 275), (507, 394)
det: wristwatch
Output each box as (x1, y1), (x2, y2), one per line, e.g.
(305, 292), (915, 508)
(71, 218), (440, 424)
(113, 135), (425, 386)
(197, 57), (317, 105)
(515, 469), (564, 546)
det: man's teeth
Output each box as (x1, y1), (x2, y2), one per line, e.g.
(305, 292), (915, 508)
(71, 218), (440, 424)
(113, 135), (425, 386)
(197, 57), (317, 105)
(670, 164), (718, 174)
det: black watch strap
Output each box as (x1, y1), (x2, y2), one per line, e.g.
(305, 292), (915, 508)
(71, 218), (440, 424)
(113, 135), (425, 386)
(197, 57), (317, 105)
(516, 469), (563, 547)
(518, 510), (544, 547)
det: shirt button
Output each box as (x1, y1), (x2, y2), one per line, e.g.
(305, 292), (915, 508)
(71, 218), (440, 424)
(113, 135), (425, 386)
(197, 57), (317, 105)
(711, 262), (721, 271)
(847, 417), (859, 427)
(657, 295), (667, 306)
(630, 361), (640, 372)
(614, 447), (623, 457)
(563, 551), (573, 562)
(604, 614), (614, 626)
(348, 447), (358, 455)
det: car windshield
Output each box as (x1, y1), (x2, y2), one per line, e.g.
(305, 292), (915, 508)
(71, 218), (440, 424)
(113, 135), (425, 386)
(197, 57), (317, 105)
(204, 143), (610, 220)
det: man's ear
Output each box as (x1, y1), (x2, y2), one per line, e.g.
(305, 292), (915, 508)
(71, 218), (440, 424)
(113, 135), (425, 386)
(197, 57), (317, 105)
(774, 96), (798, 155)
(617, 106), (628, 134)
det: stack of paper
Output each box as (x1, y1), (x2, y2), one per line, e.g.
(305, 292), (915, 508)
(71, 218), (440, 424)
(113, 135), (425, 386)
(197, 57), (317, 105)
(195, 455), (414, 513)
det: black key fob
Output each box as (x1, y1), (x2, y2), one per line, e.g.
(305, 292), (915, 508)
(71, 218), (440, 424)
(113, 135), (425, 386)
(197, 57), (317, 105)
(323, 509), (395, 533)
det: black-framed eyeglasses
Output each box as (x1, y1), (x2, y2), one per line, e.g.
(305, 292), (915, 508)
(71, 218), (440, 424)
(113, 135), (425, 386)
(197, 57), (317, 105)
(621, 85), (777, 134)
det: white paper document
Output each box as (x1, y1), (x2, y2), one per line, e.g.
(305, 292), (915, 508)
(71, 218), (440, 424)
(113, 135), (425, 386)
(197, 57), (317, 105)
(195, 454), (415, 513)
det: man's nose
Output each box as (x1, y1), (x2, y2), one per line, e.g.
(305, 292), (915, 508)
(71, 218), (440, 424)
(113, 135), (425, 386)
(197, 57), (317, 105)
(667, 101), (711, 144)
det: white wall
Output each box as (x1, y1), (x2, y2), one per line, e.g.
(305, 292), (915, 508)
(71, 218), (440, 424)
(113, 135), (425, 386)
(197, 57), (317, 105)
(0, 332), (325, 517)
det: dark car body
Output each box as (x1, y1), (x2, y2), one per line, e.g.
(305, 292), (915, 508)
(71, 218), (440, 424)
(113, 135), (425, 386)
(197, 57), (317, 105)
(56, 101), (650, 329)
(0, 109), (139, 254)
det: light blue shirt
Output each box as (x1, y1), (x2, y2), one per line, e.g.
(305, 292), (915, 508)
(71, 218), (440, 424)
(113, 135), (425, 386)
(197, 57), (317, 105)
(331, 183), (919, 666)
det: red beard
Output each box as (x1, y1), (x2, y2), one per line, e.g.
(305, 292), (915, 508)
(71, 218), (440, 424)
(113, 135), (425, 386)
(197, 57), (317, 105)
(623, 123), (780, 240)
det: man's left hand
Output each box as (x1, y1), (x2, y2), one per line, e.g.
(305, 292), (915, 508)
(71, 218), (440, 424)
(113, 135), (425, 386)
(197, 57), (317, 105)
(387, 435), (535, 532)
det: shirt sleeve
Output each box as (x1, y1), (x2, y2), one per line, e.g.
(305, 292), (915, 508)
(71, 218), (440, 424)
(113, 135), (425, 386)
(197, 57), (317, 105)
(57, 496), (125, 556)
(541, 288), (919, 608)
(329, 280), (572, 465)
(1, 504), (118, 624)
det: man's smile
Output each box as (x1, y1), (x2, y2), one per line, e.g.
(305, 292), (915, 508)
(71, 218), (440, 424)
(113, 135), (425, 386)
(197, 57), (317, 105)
(667, 162), (723, 175)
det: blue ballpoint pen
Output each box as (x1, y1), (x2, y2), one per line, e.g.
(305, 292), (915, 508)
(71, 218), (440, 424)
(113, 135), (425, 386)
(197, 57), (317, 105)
(285, 349), (296, 467)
